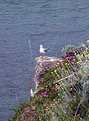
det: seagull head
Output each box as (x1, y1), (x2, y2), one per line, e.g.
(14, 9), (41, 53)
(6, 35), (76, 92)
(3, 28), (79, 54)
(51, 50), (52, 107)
(40, 44), (43, 49)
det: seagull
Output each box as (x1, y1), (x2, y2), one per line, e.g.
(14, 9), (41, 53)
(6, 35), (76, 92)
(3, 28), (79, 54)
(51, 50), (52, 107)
(87, 40), (89, 43)
(39, 44), (48, 55)
(30, 89), (34, 97)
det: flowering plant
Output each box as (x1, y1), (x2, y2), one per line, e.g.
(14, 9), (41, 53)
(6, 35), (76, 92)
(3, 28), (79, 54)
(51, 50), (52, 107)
(10, 41), (89, 121)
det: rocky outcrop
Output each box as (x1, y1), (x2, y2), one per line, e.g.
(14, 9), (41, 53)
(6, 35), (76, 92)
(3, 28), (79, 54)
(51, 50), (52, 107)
(34, 56), (63, 88)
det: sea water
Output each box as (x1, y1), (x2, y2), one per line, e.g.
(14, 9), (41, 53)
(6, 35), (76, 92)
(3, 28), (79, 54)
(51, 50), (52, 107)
(0, 0), (89, 120)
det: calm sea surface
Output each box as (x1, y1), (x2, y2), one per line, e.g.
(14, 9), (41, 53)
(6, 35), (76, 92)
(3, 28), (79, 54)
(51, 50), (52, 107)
(0, 0), (89, 120)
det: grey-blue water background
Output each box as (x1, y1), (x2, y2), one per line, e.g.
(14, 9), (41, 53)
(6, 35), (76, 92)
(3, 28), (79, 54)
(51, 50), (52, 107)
(0, 0), (89, 120)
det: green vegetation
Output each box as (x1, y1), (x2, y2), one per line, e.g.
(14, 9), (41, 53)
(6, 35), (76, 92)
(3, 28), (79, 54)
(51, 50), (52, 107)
(10, 41), (89, 121)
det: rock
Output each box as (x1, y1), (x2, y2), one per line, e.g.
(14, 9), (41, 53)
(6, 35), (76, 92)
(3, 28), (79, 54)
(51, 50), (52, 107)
(34, 56), (63, 89)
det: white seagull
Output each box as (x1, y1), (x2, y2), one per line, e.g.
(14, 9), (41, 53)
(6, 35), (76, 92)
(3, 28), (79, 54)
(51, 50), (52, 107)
(86, 40), (89, 43)
(30, 89), (34, 97)
(39, 44), (48, 55)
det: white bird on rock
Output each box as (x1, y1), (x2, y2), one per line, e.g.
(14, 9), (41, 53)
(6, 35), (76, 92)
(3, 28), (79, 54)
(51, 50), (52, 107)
(39, 44), (48, 55)
(30, 89), (34, 97)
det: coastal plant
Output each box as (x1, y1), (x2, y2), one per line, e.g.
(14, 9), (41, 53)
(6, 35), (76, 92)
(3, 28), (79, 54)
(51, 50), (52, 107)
(10, 41), (89, 121)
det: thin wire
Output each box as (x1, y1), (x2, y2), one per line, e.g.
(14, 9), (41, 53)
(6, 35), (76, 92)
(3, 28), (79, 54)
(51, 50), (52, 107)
(28, 38), (33, 65)
(28, 38), (33, 93)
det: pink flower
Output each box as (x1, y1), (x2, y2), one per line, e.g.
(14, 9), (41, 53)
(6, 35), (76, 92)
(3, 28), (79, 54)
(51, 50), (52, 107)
(24, 107), (30, 113)
(51, 88), (56, 93)
(41, 92), (48, 97)
(67, 56), (73, 60)
(31, 111), (37, 117)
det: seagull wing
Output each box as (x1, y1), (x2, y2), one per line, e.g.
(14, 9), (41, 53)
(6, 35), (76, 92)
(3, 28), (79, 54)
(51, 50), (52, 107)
(44, 47), (48, 52)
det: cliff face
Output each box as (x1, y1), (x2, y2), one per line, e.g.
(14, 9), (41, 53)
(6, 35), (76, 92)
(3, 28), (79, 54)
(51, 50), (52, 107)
(10, 42), (89, 121)
(34, 56), (63, 88)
